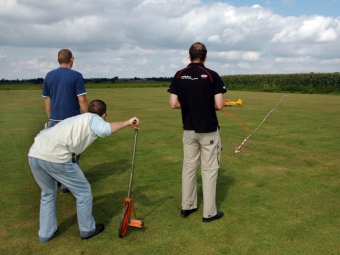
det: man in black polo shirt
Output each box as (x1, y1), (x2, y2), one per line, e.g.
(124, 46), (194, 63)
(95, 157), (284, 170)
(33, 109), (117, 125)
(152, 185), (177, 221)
(167, 42), (227, 223)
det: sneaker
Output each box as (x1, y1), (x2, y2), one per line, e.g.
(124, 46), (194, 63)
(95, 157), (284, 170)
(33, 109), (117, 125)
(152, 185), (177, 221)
(61, 188), (70, 193)
(82, 224), (105, 240)
(180, 208), (198, 218)
(202, 211), (224, 223)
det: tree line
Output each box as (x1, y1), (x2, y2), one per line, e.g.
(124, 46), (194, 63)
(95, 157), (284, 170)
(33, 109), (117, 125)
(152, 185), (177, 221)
(2, 72), (340, 94)
(0, 76), (173, 84)
(221, 72), (340, 94)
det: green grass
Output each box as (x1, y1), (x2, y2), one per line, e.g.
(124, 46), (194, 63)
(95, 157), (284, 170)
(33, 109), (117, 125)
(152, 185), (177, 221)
(1, 88), (340, 254)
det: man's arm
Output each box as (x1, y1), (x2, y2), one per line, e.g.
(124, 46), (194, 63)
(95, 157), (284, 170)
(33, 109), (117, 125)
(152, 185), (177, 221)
(214, 93), (224, 110)
(78, 94), (88, 113)
(44, 97), (51, 118)
(169, 94), (181, 109)
(109, 118), (139, 134)
(90, 116), (140, 138)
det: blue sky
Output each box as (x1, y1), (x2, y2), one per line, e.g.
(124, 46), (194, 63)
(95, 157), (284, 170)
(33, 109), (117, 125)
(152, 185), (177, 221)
(216, 0), (340, 17)
(0, 0), (340, 79)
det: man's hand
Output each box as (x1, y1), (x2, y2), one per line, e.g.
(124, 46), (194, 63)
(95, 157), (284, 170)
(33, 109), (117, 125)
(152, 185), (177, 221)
(129, 118), (140, 129)
(109, 117), (140, 134)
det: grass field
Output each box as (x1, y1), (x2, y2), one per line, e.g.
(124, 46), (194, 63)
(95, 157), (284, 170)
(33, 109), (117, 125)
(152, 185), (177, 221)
(1, 88), (340, 254)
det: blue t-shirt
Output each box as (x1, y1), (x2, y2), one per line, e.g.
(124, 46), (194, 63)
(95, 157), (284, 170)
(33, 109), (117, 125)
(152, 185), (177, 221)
(43, 67), (87, 121)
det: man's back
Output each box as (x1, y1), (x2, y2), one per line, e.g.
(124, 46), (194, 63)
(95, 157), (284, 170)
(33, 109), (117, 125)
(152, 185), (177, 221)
(169, 63), (226, 133)
(28, 113), (96, 163)
(43, 67), (86, 120)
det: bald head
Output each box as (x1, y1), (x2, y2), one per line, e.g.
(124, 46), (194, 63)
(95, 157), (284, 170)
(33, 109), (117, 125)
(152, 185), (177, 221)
(189, 42), (207, 62)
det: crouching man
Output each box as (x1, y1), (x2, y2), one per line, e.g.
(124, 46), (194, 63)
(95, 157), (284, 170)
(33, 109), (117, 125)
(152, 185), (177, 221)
(28, 99), (140, 242)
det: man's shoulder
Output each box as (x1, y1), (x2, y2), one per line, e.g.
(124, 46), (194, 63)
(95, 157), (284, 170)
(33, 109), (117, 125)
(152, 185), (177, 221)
(175, 66), (188, 73)
(174, 65), (192, 77)
(60, 67), (82, 76)
(199, 65), (219, 75)
(80, 112), (96, 119)
(63, 113), (95, 124)
(46, 67), (82, 77)
(178, 64), (218, 74)
(45, 68), (58, 77)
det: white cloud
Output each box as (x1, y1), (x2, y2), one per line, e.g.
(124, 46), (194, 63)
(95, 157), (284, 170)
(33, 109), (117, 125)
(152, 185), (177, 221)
(137, 58), (149, 65)
(0, 0), (340, 79)
(271, 16), (339, 43)
(207, 35), (221, 43)
(275, 56), (312, 63)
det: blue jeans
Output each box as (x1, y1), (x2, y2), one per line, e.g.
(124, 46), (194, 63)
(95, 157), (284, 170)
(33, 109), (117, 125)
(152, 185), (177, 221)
(45, 120), (61, 129)
(29, 157), (96, 242)
(45, 120), (80, 190)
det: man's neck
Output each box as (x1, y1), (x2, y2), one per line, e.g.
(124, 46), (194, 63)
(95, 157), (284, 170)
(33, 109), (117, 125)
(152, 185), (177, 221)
(60, 63), (72, 69)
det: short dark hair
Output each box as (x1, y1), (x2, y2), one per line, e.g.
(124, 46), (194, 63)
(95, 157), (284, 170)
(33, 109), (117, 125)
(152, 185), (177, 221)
(88, 100), (107, 116)
(189, 42), (207, 62)
(58, 49), (73, 64)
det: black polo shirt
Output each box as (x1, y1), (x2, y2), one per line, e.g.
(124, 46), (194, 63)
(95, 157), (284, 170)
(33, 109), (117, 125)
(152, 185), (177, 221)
(168, 63), (227, 133)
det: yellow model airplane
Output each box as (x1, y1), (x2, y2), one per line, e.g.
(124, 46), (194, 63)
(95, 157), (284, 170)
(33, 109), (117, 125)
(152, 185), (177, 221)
(224, 98), (242, 106)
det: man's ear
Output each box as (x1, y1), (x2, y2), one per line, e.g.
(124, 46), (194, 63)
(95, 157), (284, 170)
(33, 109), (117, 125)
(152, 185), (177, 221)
(101, 113), (107, 119)
(69, 57), (74, 68)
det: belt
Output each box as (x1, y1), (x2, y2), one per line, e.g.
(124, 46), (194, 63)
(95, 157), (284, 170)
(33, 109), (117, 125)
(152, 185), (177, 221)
(72, 153), (77, 163)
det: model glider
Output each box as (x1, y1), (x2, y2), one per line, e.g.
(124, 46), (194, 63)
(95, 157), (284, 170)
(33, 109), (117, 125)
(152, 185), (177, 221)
(224, 98), (242, 106)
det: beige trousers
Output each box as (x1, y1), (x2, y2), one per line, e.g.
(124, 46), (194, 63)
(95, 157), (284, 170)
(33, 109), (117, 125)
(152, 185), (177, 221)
(182, 129), (221, 218)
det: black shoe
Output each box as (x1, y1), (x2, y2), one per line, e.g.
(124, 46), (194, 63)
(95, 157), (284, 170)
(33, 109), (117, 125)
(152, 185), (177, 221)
(180, 208), (198, 218)
(202, 211), (224, 223)
(61, 188), (70, 194)
(82, 224), (105, 240)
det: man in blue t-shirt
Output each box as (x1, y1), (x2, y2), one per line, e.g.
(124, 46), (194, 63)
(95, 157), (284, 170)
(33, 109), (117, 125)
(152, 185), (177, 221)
(43, 49), (88, 192)
(43, 49), (88, 123)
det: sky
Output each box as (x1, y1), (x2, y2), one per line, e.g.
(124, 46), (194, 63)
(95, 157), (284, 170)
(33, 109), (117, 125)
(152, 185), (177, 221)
(0, 0), (340, 80)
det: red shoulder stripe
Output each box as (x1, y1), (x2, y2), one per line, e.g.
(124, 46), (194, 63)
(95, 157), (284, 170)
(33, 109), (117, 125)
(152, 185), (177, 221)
(198, 66), (213, 83)
(176, 66), (191, 79)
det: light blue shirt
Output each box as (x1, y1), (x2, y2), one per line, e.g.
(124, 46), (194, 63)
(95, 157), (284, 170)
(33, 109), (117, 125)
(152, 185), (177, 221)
(90, 115), (111, 137)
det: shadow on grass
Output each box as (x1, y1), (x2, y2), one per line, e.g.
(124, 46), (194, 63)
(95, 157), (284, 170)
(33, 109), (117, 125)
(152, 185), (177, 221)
(93, 185), (173, 238)
(85, 161), (174, 237)
(52, 160), (130, 237)
(52, 192), (127, 239)
(93, 184), (174, 219)
(195, 167), (235, 211)
(84, 159), (130, 184)
(94, 190), (126, 223)
(216, 168), (235, 209)
(54, 214), (78, 238)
